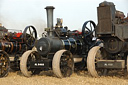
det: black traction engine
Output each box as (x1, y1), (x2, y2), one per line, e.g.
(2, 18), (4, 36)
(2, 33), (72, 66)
(20, 6), (99, 78)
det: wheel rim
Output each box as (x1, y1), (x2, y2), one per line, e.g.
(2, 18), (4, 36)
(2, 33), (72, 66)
(52, 50), (74, 78)
(87, 46), (108, 77)
(0, 50), (10, 77)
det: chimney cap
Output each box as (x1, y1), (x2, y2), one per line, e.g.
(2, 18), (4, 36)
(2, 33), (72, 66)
(45, 6), (55, 9)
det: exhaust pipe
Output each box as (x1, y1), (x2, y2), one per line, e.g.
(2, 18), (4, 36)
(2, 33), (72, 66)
(45, 6), (55, 36)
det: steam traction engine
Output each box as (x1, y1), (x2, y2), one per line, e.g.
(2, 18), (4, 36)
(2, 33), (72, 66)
(0, 24), (37, 77)
(20, 6), (98, 78)
(87, 1), (128, 77)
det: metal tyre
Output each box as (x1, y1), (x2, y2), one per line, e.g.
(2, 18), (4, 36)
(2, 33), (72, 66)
(0, 50), (10, 78)
(20, 50), (41, 77)
(87, 46), (108, 77)
(52, 50), (74, 78)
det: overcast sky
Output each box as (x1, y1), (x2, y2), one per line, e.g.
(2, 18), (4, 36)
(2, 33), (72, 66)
(0, 0), (128, 35)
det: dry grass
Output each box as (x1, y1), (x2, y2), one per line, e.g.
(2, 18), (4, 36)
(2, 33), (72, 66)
(1, 70), (128, 85)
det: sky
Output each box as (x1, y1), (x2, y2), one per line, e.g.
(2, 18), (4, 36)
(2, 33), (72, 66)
(0, 0), (128, 35)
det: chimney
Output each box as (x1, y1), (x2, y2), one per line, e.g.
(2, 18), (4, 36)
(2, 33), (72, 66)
(45, 6), (55, 36)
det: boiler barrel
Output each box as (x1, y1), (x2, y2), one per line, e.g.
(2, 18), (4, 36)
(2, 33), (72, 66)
(0, 42), (22, 53)
(62, 38), (83, 54)
(36, 37), (83, 56)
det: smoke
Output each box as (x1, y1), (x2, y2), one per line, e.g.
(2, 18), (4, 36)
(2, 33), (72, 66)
(0, 0), (46, 36)
(0, 0), (127, 35)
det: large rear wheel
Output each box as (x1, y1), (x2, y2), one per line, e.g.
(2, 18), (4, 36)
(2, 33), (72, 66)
(52, 50), (74, 78)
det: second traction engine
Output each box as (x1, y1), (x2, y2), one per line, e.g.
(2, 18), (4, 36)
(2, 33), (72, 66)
(20, 6), (98, 78)
(0, 24), (37, 77)
(87, 1), (128, 77)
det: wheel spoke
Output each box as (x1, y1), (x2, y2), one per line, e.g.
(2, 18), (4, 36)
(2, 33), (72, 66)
(60, 53), (73, 77)
(29, 27), (32, 35)
(85, 27), (91, 32)
(31, 31), (34, 37)
(61, 66), (72, 77)
(90, 22), (92, 31)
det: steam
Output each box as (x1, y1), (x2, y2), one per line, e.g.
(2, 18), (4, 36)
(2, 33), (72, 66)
(0, 0), (127, 36)
(0, 0), (46, 36)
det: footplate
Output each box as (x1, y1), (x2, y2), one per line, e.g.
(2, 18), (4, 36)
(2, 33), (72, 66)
(97, 60), (125, 69)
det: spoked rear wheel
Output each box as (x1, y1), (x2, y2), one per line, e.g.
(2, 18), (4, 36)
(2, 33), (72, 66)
(0, 50), (10, 78)
(20, 50), (41, 77)
(52, 50), (74, 78)
(87, 46), (108, 77)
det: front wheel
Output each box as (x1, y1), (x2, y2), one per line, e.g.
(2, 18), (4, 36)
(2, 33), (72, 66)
(52, 50), (74, 78)
(20, 50), (41, 77)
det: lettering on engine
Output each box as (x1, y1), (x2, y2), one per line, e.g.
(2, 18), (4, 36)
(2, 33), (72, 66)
(34, 63), (44, 66)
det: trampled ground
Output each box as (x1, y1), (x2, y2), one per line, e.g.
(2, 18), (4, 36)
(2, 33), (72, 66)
(0, 70), (128, 85)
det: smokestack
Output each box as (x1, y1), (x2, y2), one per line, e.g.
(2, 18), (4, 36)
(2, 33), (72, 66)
(45, 6), (55, 36)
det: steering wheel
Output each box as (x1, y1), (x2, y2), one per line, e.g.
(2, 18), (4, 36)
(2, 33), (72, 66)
(82, 20), (96, 45)
(23, 26), (37, 48)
